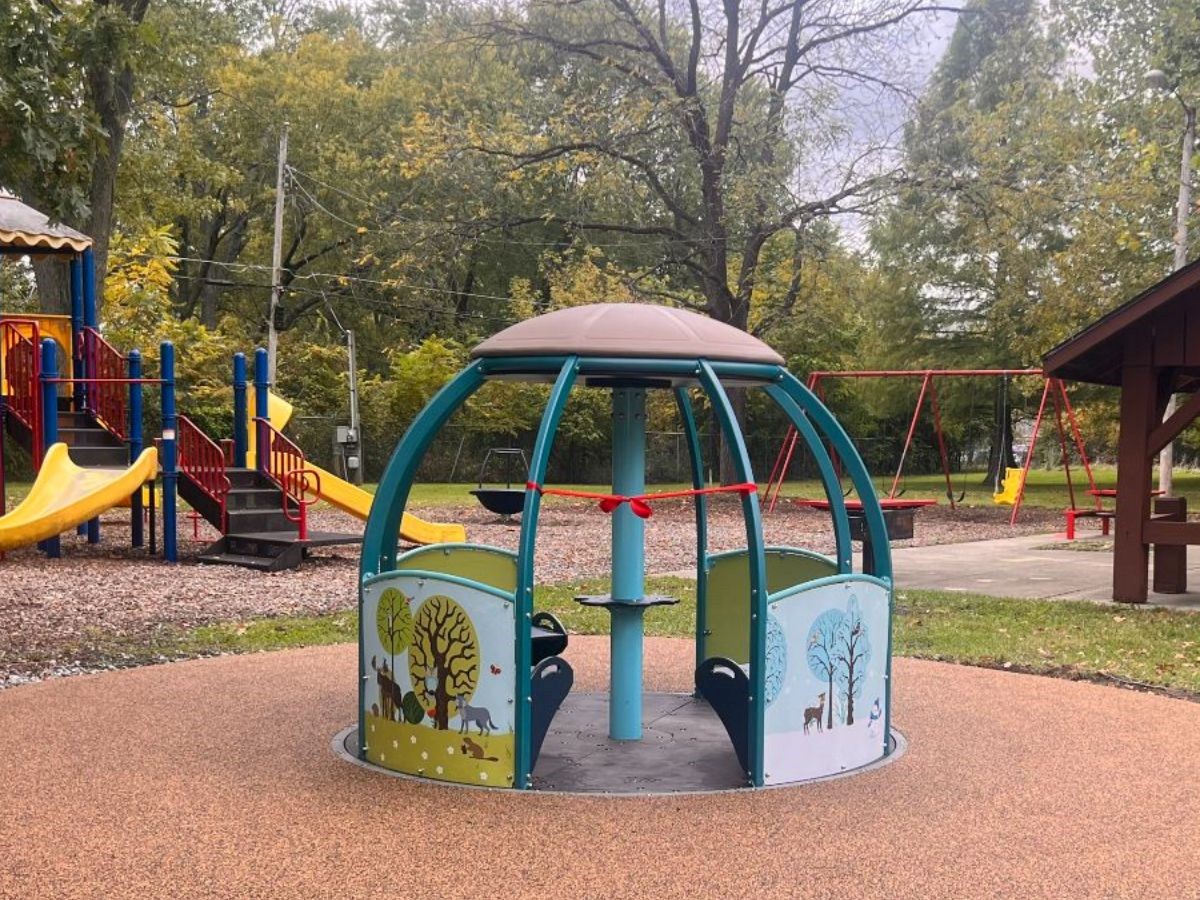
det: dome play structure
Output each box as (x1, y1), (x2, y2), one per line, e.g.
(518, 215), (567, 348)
(354, 303), (896, 791)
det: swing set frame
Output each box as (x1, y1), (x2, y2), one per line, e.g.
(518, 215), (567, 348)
(765, 368), (1099, 525)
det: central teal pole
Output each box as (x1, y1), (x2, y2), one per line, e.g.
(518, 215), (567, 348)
(610, 387), (646, 740)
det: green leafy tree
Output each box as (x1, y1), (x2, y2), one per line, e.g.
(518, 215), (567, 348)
(376, 587), (414, 687)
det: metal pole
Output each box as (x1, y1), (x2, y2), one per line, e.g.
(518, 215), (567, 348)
(346, 328), (362, 483)
(927, 377), (957, 509)
(609, 386), (646, 741)
(1158, 101), (1194, 497)
(38, 339), (60, 558)
(161, 341), (178, 563)
(255, 348), (270, 474)
(129, 350), (144, 548)
(69, 256), (83, 410)
(232, 352), (248, 468)
(1009, 378), (1052, 526)
(267, 122), (289, 383)
(81, 247), (97, 413)
(890, 373), (931, 499)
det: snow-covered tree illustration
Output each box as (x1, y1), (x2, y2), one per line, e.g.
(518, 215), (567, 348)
(806, 608), (845, 730)
(408, 595), (480, 730)
(764, 613), (787, 707)
(834, 596), (872, 726)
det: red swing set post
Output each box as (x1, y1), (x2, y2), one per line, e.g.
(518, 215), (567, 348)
(766, 369), (1097, 526)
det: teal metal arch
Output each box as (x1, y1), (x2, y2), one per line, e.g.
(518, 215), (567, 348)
(674, 387), (709, 680)
(513, 358), (579, 787)
(769, 369), (895, 748)
(358, 361), (485, 757)
(762, 385), (853, 571)
(768, 372), (892, 580)
(697, 361), (768, 786)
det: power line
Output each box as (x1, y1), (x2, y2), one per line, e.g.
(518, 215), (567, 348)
(285, 163), (718, 249)
(156, 253), (521, 305)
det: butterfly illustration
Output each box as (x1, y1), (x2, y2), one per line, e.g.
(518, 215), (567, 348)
(490, 664), (502, 675)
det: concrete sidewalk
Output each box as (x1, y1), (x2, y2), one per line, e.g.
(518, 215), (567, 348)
(887, 532), (1200, 609)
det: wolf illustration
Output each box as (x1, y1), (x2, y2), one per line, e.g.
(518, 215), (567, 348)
(455, 694), (497, 735)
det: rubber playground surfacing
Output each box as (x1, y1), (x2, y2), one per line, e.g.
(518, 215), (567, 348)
(2, 636), (1199, 899)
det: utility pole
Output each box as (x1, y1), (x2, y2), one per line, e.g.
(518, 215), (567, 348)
(267, 121), (289, 384)
(1146, 71), (1194, 496)
(346, 328), (363, 484)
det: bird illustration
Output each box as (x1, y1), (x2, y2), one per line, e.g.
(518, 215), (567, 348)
(867, 698), (882, 734)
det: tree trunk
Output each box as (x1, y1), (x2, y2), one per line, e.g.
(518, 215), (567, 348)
(32, 257), (72, 315)
(826, 672), (835, 730)
(434, 660), (449, 729)
(845, 656), (856, 726)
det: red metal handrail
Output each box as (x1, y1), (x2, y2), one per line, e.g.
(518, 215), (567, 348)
(81, 326), (127, 440)
(2, 319), (42, 467)
(178, 414), (232, 532)
(257, 419), (320, 540)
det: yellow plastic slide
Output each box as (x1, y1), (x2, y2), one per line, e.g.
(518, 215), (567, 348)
(248, 392), (466, 545)
(0, 443), (158, 551)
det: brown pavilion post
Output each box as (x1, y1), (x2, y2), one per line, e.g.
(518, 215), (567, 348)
(1112, 351), (1157, 603)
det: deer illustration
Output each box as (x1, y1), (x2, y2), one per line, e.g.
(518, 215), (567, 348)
(455, 694), (497, 735)
(803, 692), (826, 735)
(371, 656), (404, 721)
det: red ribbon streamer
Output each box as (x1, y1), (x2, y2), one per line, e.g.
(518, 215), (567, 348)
(526, 481), (757, 519)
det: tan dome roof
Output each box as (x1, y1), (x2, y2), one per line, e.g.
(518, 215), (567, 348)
(471, 303), (784, 365)
(0, 192), (91, 252)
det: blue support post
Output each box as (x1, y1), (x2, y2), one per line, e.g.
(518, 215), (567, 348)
(254, 348), (269, 473)
(38, 339), (60, 558)
(161, 341), (178, 563)
(129, 350), (144, 549)
(82, 248), (97, 329)
(81, 247), (97, 413)
(232, 352), (248, 468)
(69, 256), (84, 410)
(609, 387), (647, 741)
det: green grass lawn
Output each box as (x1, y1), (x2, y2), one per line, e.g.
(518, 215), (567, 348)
(90, 578), (1200, 699)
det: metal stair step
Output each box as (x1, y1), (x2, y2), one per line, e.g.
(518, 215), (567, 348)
(57, 426), (125, 448)
(225, 486), (286, 511)
(196, 552), (277, 571)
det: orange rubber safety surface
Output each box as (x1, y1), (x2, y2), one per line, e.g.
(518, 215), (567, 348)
(1, 638), (1198, 899)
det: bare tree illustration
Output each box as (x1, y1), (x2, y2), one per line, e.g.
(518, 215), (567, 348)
(834, 597), (872, 726)
(806, 608), (845, 731)
(408, 595), (480, 729)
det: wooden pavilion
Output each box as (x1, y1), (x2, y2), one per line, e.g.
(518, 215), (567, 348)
(1044, 258), (1200, 603)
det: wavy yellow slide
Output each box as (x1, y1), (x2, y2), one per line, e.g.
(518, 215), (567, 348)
(249, 392), (466, 545)
(0, 443), (159, 551)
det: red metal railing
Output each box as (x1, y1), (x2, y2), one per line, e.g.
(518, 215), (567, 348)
(258, 419), (320, 540)
(178, 414), (232, 531)
(1, 319), (42, 467)
(81, 326), (127, 440)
